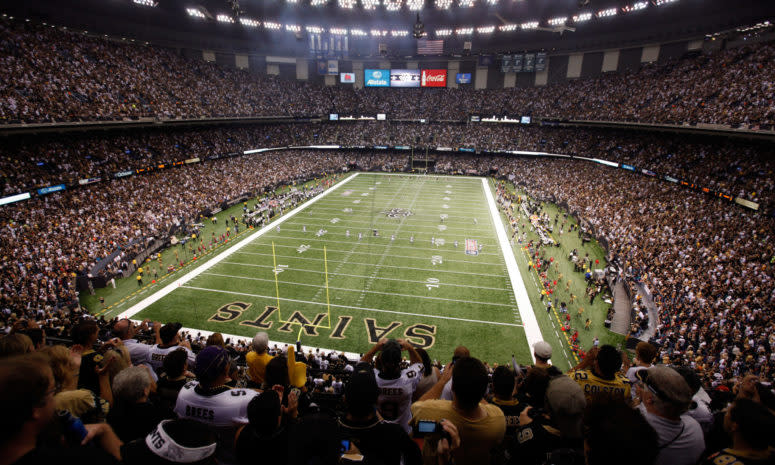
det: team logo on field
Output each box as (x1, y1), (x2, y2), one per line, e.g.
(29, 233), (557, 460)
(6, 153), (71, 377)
(382, 208), (414, 218)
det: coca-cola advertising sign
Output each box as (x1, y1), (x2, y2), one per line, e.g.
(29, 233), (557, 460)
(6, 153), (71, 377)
(421, 69), (447, 87)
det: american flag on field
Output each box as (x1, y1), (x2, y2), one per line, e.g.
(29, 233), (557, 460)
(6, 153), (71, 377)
(465, 239), (478, 256)
(417, 39), (444, 55)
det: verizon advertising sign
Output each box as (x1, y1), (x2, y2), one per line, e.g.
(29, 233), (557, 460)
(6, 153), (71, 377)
(421, 69), (447, 87)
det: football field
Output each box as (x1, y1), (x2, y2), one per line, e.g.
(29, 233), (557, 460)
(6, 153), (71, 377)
(121, 173), (541, 365)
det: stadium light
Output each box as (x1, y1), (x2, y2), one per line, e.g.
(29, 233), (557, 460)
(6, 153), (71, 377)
(458, 0), (475, 7)
(498, 24), (517, 32)
(285, 24), (301, 32)
(572, 12), (592, 22)
(186, 8), (206, 18)
(310, 0), (327, 5)
(239, 17), (259, 27)
(486, 0), (499, 5)
(306, 25), (324, 33)
(455, 27), (473, 35)
(216, 14), (235, 23)
(521, 21), (539, 29)
(407, 0), (424, 10)
(622, 1), (647, 12)
(476, 25), (495, 34)
(548, 16), (567, 26)
(371, 29), (388, 36)
(435, 0), (452, 9)
(132, 0), (157, 7)
(264, 21), (282, 29)
(350, 28), (368, 36)
(330, 27), (348, 35)
(338, 0), (358, 7)
(435, 28), (452, 36)
(362, 0), (379, 9)
(597, 7), (617, 17)
(384, 0), (403, 11)
(391, 29), (409, 36)
(654, 0), (677, 5)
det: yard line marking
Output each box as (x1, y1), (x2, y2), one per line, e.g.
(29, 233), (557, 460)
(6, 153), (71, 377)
(200, 270), (509, 291)
(180, 285), (524, 327)
(287, 216), (492, 231)
(115, 172), (361, 320)
(233, 251), (502, 270)
(221, 259), (504, 278)
(259, 235), (501, 256)
(198, 272), (512, 307)
(247, 243), (503, 266)
(484, 178), (543, 362)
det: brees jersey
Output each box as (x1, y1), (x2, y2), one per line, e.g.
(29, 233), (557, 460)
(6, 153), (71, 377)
(374, 363), (423, 434)
(147, 344), (196, 373)
(174, 381), (258, 427)
(568, 369), (632, 401)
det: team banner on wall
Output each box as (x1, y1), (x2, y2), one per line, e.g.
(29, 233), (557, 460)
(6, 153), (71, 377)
(421, 69), (447, 87)
(364, 69), (390, 87)
(340, 72), (355, 83)
(513, 54), (523, 72)
(327, 60), (339, 75)
(524, 53), (535, 72)
(535, 53), (547, 72)
(390, 69), (421, 87)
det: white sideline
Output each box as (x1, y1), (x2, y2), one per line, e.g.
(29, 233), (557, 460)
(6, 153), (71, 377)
(482, 178), (543, 362)
(117, 172), (361, 320)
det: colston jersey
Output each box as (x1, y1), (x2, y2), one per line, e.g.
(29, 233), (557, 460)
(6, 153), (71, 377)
(147, 344), (196, 372)
(174, 381), (258, 427)
(374, 363), (423, 434)
(568, 369), (632, 401)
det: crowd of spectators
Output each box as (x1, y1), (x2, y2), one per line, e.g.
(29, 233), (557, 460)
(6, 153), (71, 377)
(2, 315), (774, 465)
(3, 123), (774, 208)
(1, 17), (774, 126)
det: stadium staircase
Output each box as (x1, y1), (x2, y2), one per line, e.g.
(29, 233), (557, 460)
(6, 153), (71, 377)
(610, 280), (632, 335)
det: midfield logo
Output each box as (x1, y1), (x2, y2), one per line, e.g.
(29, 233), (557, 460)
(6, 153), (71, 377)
(382, 208), (414, 218)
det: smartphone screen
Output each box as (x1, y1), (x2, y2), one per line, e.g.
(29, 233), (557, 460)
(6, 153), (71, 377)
(340, 439), (350, 455)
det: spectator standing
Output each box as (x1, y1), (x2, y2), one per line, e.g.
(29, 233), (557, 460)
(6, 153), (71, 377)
(635, 366), (705, 465)
(174, 345), (258, 462)
(568, 345), (631, 402)
(147, 323), (196, 373)
(337, 362), (422, 465)
(361, 338), (424, 434)
(245, 331), (273, 388)
(412, 357), (506, 465)
(701, 398), (775, 465)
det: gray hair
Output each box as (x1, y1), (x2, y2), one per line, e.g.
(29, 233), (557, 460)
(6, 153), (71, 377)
(112, 366), (152, 403)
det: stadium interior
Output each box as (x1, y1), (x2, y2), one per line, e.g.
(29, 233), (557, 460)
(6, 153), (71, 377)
(1, 0), (774, 464)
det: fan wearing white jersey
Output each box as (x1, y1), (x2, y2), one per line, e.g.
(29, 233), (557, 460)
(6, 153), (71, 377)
(361, 338), (424, 434)
(146, 322), (196, 373)
(175, 345), (259, 462)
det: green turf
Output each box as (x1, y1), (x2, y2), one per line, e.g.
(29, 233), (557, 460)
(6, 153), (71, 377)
(81, 173), (624, 371)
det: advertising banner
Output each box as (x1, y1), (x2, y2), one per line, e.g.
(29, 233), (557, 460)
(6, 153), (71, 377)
(390, 69), (421, 87)
(37, 184), (66, 195)
(364, 69), (390, 87)
(456, 73), (472, 84)
(421, 69), (447, 87)
(340, 72), (355, 83)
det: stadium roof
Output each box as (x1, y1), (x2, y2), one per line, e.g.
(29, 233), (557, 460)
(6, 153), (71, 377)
(5, 0), (774, 55)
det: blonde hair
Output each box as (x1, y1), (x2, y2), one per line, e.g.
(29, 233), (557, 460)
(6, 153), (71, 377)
(39, 345), (76, 392)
